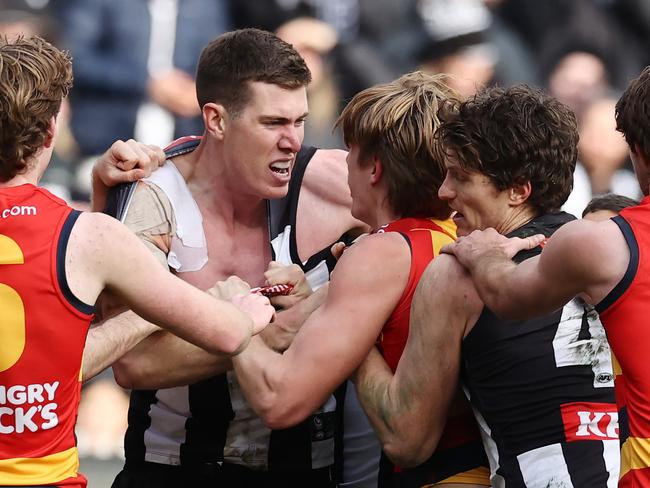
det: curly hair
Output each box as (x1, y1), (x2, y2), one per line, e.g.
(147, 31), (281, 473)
(615, 66), (650, 160)
(0, 35), (72, 182)
(437, 85), (578, 214)
(196, 28), (311, 115)
(335, 71), (460, 220)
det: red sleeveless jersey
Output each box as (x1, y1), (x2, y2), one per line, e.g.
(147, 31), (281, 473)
(0, 184), (94, 487)
(598, 197), (650, 487)
(375, 217), (490, 485)
(376, 217), (455, 372)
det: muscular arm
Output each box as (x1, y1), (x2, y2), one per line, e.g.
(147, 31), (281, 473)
(69, 213), (264, 356)
(454, 220), (629, 319)
(231, 233), (410, 429)
(353, 256), (482, 467)
(82, 310), (159, 382)
(111, 276), (328, 389)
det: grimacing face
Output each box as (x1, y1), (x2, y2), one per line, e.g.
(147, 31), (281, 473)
(221, 81), (308, 200)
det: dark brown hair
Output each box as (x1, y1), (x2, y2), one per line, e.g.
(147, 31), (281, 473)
(436, 84), (578, 215)
(335, 71), (460, 220)
(582, 193), (639, 217)
(615, 66), (650, 159)
(0, 35), (72, 182)
(196, 28), (311, 115)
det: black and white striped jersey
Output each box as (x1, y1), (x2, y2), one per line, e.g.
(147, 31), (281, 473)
(107, 141), (348, 476)
(462, 212), (620, 487)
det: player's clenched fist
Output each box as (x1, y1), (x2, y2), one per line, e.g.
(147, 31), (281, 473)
(229, 293), (275, 336)
(93, 139), (166, 187)
(208, 275), (251, 300)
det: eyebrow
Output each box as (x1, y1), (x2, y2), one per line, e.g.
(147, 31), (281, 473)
(260, 112), (309, 122)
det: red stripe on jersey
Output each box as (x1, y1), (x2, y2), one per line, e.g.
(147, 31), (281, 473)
(560, 402), (619, 442)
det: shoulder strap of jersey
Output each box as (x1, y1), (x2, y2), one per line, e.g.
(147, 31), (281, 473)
(103, 137), (202, 220)
(267, 145), (317, 242)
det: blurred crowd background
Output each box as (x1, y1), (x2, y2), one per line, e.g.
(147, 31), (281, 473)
(2, 0), (649, 483)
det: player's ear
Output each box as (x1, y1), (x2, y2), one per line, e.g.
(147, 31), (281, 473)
(370, 157), (383, 185)
(203, 103), (227, 140)
(509, 180), (531, 207)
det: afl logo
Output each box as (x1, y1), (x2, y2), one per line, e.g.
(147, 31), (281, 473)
(597, 373), (613, 383)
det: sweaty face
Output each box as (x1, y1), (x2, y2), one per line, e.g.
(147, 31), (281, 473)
(438, 154), (512, 236)
(223, 82), (308, 200)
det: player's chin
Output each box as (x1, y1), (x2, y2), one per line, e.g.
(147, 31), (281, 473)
(261, 182), (290, 200)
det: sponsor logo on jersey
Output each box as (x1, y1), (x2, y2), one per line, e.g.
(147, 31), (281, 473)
(560, 402), (618, 441)
(1, 205), (37, 219)
(0, 381), (59, 434)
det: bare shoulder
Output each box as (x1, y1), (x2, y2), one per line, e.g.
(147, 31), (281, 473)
(544, 218), (628, 266)
(65, 212), (134, 305)
(331, 231), (411, 285)
(302, 148), (350, 206)
(72, 212), (135, 254)
(295, 149), (367, 256)
(419, 255), (483, 316)
(541, 218), (629, 303)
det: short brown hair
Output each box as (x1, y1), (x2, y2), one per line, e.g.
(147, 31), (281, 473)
(615, 66), (650, 159)
(437, 85), (578, 215)
(335, 71), (459, 220)
(582, 193), (639, 217)
(196, 28), (311, 115)
(0, 35), (72, 182)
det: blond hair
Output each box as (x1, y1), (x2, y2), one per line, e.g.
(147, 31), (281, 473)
(336, 71), (459, 219)
(0, 36), (72, 181)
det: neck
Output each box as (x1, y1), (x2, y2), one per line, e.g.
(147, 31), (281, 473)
(496, 205), (538, 235)
(369, 199), (400, 231)
(186, 140), (266, 225)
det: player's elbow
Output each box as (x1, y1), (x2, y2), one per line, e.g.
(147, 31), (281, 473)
(258, 400), (310, 430)
(221, 330), (251, 357)
(209, 322), (252, 357)
(383, 435), (437, 468)
(112, 357), (146, 389)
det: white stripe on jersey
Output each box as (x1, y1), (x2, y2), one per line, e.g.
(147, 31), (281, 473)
(517, 443), (573, 487)
(144, 386), (190, 465)
(603, 439), (620, 487)
(465, 386), (505, 488)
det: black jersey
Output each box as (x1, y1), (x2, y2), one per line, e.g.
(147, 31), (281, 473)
(462, 212), (620, 487)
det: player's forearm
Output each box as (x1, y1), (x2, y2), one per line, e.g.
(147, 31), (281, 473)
(113, 330), (232, 389)
(261, 285), (328, 352)
(82, 310), (158, 381)
(232, 337), (307, 428)
(353, 349), (434, 466)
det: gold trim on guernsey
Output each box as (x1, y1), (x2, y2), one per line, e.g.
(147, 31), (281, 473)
(425, 466), (491, 486)
(620, 436), (650, 479)
(0, 446), (79, 485)
(431, 218), (458, 241)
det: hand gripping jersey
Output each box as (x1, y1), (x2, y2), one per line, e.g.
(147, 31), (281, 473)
(375, 217), (490, 487)
(106, 138), (372, 486)
(0, 185), (94, 487)
(597, 197), (650, 487)
(463, 212), (620, 488)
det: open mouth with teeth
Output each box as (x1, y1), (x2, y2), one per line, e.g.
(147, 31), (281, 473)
(270, 161), (291, 175)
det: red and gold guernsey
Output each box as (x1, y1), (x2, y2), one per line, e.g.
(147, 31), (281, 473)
(0, 184), (94, 487)
(597, 196), (650, 487)
(375, 217), (490, 487)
